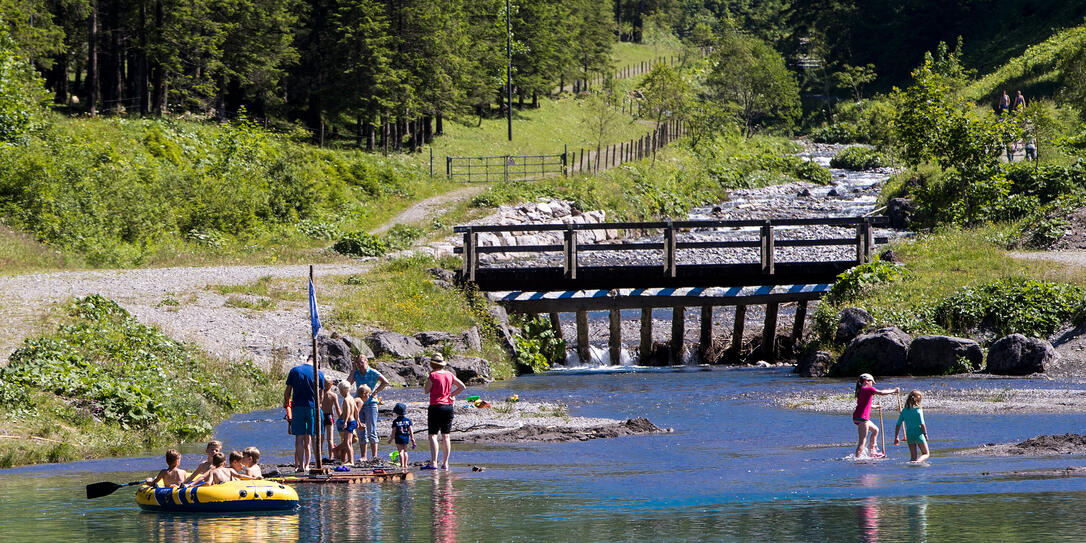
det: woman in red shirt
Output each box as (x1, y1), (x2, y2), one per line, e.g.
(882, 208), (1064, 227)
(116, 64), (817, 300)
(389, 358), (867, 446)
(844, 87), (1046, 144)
(853, 373), (899, 459)
(423, 353), (466, 470)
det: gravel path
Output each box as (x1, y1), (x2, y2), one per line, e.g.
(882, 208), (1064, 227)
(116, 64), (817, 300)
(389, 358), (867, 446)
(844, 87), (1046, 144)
(370, 184), (485, 235)
(0, 264), (373, 370)
(1010, 250), (1086, 268)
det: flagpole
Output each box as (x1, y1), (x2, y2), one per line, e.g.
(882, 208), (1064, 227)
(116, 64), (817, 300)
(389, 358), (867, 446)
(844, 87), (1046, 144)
(310, 264), (321, 472)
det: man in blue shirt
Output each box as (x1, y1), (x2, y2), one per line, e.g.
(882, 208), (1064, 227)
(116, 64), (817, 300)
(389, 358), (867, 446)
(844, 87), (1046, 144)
(284, 355), (326, 473)
(348, 353), (390, 462)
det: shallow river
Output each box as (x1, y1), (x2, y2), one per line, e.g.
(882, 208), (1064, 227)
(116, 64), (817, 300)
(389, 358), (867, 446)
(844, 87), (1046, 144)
(4, 368), (1086, 541)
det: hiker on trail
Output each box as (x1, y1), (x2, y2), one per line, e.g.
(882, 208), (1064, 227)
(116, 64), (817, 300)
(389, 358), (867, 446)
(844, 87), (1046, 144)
(284, 355), (326, 473)
(998, 90), (1010, 115)
(423, 353), (466, 470)
(853, 373), (899, 459)
(1014, 90), (1026, 111)
(894, 390), (930, 462)
(348, 353), (390, 462)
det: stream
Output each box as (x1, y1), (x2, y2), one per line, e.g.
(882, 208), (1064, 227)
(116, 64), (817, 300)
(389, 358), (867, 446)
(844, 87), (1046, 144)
(3, 368), (1086, 542)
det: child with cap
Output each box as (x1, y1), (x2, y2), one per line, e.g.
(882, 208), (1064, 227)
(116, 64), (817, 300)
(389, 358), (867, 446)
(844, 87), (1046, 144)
(387, 402), (416, 470)
(853, 373), (899, 459)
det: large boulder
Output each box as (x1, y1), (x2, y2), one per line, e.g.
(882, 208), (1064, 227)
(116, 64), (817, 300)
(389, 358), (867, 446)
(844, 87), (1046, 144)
(317, 335), (352, 373)
(341, 334), (375, 359)
(987, 334), (1058, 375)
(835, 308), (873, 345)
(795, 350), (833, 377)
(413, 326), (484, 354)
(906, 335), (983, 375)
(447, 356), (493, 385)
(835, 327), (911, 376)
(888, 198), (914, 229)
(375, 359), (431, 387)
(368, 331), (425, 359)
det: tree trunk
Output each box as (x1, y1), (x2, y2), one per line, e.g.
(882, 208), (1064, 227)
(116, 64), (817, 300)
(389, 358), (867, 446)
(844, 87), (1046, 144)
(532, 90), (538, 108)
(355, 116), (363, 148)
(423, 115), (433, 143)
(435, 111), (443, 136)
(137, 2), (148, 115)
(87, 1), (99, 116)
(52, 53), (70, 105)
(150, 0), (166, 115)
(109, 0), (123, 114)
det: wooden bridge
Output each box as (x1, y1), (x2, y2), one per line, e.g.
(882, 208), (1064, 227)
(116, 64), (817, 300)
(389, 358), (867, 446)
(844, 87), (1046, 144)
(454, 216), (889, 364)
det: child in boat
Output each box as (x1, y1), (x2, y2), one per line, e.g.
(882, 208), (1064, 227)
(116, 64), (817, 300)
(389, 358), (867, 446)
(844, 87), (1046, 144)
(146, 449), (187, 486)
(894, 390), (930, 462)
(190, 452), (232, 485)
(183, 440), (222, 483)
(242, 447), (263, 478)
(387, 403), (415, 470)
(335, 381), (359, 464)
(321, 378), (340, 460)
(227, 450), (260, 480)
(853, 373), (899, 459)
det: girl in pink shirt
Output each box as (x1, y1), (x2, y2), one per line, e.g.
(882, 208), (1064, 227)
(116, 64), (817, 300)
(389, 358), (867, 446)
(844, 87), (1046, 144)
(853, 373), (899, 459)
(423, 353), (466, 470)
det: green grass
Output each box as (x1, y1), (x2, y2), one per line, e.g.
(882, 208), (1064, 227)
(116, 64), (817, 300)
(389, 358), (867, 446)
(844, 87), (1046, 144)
(611, 41), (683, 70)
(327, 254), (513, 379)
(0, 225), (82, 274)
(962, 23), (1086, 104)
(210, 275), (306, 302)
(412, 95), (653, 166)
(0, 295), (281, 467)
(820, 226), (1086, 338)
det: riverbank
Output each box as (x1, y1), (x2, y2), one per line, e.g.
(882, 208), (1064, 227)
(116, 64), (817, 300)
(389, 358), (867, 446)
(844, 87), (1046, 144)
(776, 381), (1086, 415)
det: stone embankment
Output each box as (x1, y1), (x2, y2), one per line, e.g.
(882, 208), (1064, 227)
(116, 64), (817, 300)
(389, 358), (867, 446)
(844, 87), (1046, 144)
(798, 307), (1061, 378)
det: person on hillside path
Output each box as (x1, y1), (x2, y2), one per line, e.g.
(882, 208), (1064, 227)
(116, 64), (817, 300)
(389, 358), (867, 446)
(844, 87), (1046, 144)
(998, 90), (1010, 115)
(284, 355), (326, 473)
(423, 353), (466, 471)
(852, 373), (899, 459)
(1014, 90), (1026, 111)
(348, 353), (390, 462)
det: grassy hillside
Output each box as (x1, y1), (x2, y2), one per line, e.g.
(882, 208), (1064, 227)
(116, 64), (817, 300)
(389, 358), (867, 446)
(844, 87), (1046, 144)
(962, 23), (1086, 104)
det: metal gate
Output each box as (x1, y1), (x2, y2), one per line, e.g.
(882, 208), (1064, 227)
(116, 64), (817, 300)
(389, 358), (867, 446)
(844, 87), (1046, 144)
(446, 152), (568, 183)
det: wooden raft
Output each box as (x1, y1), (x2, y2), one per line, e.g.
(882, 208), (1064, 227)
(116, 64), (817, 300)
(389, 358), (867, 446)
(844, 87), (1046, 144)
(269, 470), (415, 484)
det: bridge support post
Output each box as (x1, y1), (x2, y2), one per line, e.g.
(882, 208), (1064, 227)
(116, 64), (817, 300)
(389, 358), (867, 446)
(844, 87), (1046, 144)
(731, 305), (747, 360)
(609, 309), (622, 365)
(699, 305), (713, 363)
(763, 302), (779, 362)
(640, 308), (653, 363)
(792, 301), (808, 343)
(576, 310), (590, 364)
(671, 306), (685, 364)
(549, 312), (563, 341)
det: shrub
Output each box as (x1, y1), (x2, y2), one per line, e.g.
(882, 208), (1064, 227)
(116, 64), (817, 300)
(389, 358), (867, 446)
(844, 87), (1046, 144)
(512, 315), (566, 373)
(933, 279), (1086, 339)
(830, 146), (887, 170)
(383, 224), (425, 251)
(811, 123), (859, 144)
(333, 231), (387, 257)
(827, 259), (910, 304)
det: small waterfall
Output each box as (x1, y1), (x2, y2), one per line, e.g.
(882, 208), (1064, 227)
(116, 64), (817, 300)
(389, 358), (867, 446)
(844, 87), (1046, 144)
(563, 345), (635, 367)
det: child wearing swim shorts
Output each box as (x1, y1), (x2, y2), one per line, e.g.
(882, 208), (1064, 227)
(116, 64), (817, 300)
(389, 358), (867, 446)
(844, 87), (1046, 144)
(894, 390), (930, 462)
(320, 378), (339, 461)
(853, 373), (899, 459)
(387, 403), (416, 470)
(336, 381), (359, 464)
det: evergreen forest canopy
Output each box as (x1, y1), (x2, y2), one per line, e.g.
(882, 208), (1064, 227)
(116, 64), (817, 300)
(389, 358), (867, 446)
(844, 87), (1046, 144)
(8, 0), (1086, 146)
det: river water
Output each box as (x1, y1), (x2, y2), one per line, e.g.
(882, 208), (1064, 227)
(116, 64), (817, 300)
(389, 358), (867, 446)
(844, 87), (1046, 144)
(4, 368), (1086, 542)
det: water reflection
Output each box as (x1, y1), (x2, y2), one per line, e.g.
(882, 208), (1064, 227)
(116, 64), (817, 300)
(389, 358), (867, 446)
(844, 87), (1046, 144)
(138, 511), (299, 543)
(431, 474), (459, 543)
(859, 496), (880, 543)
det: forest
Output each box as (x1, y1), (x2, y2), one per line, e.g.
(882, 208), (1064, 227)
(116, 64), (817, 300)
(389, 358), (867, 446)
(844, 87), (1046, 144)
(8, 0), (1086, 148)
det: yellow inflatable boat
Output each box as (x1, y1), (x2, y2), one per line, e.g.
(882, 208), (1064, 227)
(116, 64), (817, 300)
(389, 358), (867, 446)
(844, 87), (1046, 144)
(136, 480), (299, 513)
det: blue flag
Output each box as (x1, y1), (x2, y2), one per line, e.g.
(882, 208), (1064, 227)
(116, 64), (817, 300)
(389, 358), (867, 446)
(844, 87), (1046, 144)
(308, 278), (321, 338)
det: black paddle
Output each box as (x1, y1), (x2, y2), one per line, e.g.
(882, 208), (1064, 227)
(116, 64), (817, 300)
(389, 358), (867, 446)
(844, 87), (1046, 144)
(86, 480), (144, 499)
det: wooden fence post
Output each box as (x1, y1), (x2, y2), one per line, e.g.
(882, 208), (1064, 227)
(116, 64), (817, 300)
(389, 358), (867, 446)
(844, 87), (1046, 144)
(664, 220), (676, 277)
(563, 225), (577, 280)
(463, 228), (477, 282)
(579, 148), (585, 172)
(760, 220), (775, 275)
(564, 144), (569, 177)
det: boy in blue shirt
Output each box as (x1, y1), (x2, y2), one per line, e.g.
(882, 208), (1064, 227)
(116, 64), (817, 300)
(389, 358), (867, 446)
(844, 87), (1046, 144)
(387, 403), (415, 470)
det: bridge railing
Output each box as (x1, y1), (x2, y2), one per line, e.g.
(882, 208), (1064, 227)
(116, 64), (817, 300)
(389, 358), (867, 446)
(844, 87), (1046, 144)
(453, 217), (890, 283)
